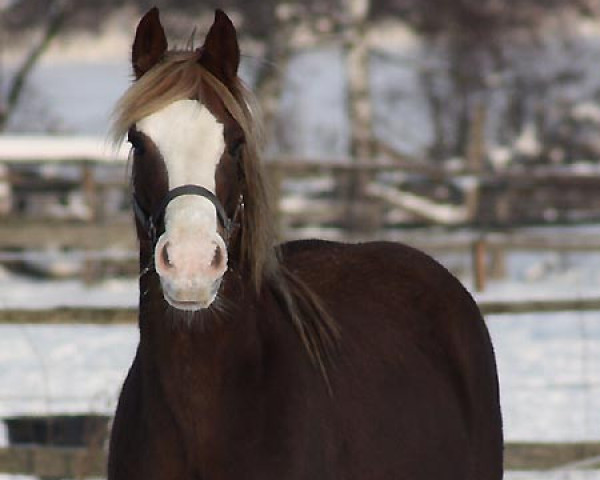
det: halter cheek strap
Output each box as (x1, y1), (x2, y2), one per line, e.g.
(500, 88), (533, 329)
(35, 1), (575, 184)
(132, 184), (233, 245)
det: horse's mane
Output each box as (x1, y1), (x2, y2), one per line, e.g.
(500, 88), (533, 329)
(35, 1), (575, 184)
(111, 51), (339, 386)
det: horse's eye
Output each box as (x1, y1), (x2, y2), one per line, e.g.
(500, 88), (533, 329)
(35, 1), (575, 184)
(228, 140), (244, 159)
(128, 131), (145, 155)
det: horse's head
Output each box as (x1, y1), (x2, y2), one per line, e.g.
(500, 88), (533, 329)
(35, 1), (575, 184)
(115, 8), (255, 311)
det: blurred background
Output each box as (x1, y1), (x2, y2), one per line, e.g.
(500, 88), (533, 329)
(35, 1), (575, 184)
(2, 0), (600, 478)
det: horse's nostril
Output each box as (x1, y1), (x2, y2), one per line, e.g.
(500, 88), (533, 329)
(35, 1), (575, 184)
(162, 241), (173, 268)
(211, 244), (223, 269)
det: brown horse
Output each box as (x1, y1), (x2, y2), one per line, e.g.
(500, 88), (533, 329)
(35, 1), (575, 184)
(108, 8), (503, 480)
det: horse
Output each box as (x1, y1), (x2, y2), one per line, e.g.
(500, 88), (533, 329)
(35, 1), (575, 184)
(107, 8), (503, 480)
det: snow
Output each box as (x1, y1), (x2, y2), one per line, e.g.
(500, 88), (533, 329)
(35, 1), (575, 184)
(4, 235), (595, 444)
(0, 245), (599, 448)
(487, 312), (600, 441)
(473, 248), (600, 303)
(0, 324), (137, 418)
(572, 102), (600, 124)
(515, 124), (542, 158)
(0, 274), (137, 310)
(0, 301), (599, 478)
(0, 136), (128, 163)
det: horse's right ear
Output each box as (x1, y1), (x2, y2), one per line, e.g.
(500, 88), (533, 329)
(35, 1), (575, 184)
(132, 7), (168, 79)
(198, 10), (240, 84)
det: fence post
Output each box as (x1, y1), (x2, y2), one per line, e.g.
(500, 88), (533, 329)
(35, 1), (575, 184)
(490, 244), (506, 279)
(81, 163), (97, 222)
(342, 0), (376, 235)
(0, 164), (11, 215)
(81, 163), (99, 283)
(472, 236), (487, 292)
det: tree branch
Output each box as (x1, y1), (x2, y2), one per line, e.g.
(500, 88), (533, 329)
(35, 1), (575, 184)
(0, 0), (70, 131)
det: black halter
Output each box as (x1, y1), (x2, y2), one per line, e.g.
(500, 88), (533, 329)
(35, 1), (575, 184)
(132, 184), (233, 246)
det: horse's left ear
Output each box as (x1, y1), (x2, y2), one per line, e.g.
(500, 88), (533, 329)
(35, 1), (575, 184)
(132, 7), (168, 79)
(198, 10), (240, 83)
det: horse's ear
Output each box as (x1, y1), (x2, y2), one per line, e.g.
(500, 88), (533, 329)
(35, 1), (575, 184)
(198, 10), (240, 83)
(132, 7), (168, 79)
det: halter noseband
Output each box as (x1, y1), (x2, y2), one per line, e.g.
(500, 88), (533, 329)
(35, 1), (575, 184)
(132, 184), (234, 245)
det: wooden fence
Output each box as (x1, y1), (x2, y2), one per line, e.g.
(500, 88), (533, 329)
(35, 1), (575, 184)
(3, 218), (600, 291)
(2, 292), (600, 325)
(4, 135), (600, 230)
(2, 137), (600, 476)
(4, 135), (600, 293)
(2, 441), (600, 477)
(1, 277), (599, 477)
(2, 297), (600, 476)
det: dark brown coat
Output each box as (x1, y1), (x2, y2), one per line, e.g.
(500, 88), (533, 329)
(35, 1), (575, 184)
(108, 9), (503, 480)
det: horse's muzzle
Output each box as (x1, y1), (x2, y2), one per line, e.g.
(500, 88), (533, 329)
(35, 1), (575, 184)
(154, 231), (227, 311)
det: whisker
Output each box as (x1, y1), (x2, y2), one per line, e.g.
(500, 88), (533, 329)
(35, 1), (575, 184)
(210, 306), (227, 330)
(166, 304), (177, 330)
(185, 310), (194, 328)
(139, 254), (156, 279)
(208, 302), (224, 321)
(212, 293), (235, 317)
(139, 265), (154, 279)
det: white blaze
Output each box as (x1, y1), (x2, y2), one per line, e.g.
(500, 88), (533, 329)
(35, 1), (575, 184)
(137, 99), (228, 310)
(137, 100), (225, 235)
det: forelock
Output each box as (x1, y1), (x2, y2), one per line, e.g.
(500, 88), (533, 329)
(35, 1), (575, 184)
(110, 51), (259, 148)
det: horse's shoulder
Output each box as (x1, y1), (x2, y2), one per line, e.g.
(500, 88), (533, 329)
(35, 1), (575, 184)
(278, 238), (479, 330)
(278, 238), (343, 257)
(279, 239), (445, 276)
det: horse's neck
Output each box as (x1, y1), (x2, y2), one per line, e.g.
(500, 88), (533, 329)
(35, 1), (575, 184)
(137, 271), (264, 446)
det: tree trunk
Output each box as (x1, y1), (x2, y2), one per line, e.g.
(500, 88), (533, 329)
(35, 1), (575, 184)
(342, 0), (375, 235)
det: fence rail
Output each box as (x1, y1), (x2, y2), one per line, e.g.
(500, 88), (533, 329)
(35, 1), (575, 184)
(4, 135), (600, 228)
(2, 219), (600, 255)
(1, 294), (600, 325)
(3, 136), (600, 292)
(0, 445), (105, 478)
(4, 219), (600, 292)
(2, 442), (600, 476)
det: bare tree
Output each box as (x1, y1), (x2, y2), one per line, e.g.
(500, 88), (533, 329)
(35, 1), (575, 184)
(5, 0), (600, 167)
(0, 0), (346, 132)
(0, 0), (72, 131)
(370, 0), (600, 165)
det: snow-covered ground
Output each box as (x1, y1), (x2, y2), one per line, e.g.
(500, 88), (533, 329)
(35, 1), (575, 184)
(489, 311), (600, 441)
(0, 246), (599, 446)
(0, 275), (136, 310)
(0, 324), (137, 419)
(2, 307), (598, 442)
(0, 257), (599, 479)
